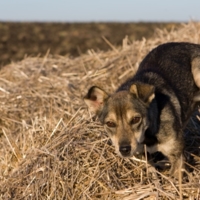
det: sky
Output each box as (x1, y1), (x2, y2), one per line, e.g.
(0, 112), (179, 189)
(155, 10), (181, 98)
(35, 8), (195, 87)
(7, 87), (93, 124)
(0, 0), (200, 22)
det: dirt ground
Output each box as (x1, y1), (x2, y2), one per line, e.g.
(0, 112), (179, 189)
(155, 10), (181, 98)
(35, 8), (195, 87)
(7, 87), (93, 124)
(0, 22), (180, 66)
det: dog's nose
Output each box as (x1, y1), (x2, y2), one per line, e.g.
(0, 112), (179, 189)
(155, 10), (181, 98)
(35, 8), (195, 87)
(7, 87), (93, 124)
(119, 145), (131, 156)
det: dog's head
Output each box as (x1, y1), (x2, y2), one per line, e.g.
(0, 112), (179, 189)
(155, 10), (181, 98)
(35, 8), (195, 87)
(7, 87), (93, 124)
(84, 83), (155, 158)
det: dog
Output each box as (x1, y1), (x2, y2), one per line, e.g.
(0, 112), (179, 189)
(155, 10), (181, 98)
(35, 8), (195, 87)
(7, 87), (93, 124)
(84, 42), (200, 175)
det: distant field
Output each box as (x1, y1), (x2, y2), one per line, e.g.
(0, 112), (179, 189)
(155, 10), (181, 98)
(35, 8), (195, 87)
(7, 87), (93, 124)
(0, 22), (180, 66)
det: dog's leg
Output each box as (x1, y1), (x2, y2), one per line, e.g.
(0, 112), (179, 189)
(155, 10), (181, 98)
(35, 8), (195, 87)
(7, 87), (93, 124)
(168, 152), (184, 176)
(192, 57), (200, 102)
(157, 132), (184, 176)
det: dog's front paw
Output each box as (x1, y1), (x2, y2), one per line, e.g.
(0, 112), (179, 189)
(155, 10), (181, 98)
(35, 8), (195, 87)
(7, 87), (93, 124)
(168, 154), (185, 177)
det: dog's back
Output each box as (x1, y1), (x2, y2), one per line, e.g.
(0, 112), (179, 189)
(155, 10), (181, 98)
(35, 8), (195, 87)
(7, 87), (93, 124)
(118, 42), (200, 122)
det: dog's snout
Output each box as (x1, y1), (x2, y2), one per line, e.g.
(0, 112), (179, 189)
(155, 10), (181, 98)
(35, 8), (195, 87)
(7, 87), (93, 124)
(119, 145), (131, 156)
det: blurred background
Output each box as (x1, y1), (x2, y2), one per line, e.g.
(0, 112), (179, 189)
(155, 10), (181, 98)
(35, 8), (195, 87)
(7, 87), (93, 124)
(0, 0), (200, 66)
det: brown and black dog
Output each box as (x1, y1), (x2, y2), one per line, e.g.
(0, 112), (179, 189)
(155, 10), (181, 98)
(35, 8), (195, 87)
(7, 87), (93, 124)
(84, 42), (200, 175)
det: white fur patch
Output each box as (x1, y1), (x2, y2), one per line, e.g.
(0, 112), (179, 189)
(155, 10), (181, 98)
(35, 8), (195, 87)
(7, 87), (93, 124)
(147, 138), (175, 155)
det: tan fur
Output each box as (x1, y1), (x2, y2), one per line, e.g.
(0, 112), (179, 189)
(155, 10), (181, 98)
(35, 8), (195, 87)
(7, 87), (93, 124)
(192, 57), (200, 88)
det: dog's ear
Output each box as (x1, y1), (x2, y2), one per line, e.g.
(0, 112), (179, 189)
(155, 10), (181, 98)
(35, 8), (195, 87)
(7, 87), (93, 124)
(84, 86), (109, 114)
(130, 83), (155, 104)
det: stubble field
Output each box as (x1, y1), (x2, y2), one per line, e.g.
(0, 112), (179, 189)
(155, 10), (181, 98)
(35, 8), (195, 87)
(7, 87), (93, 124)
(0, 22), (179, 66)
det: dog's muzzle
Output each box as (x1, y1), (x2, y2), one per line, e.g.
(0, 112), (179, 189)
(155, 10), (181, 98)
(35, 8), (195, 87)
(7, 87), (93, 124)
(119, 141), (144, 157)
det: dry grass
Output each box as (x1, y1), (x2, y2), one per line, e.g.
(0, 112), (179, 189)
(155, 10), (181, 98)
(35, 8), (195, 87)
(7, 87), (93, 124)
(0, 22), (200, 200)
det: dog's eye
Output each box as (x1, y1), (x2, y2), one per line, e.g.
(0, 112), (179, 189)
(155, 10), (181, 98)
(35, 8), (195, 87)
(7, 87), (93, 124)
(130, 117), (141, 125)
(106, 121), (116, 128)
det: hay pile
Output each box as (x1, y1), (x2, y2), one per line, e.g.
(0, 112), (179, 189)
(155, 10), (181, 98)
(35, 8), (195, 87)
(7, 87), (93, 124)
(0, 22), (200, 200)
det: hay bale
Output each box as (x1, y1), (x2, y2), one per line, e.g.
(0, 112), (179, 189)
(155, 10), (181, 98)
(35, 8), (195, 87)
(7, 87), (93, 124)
(0, 22), (200, 199)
